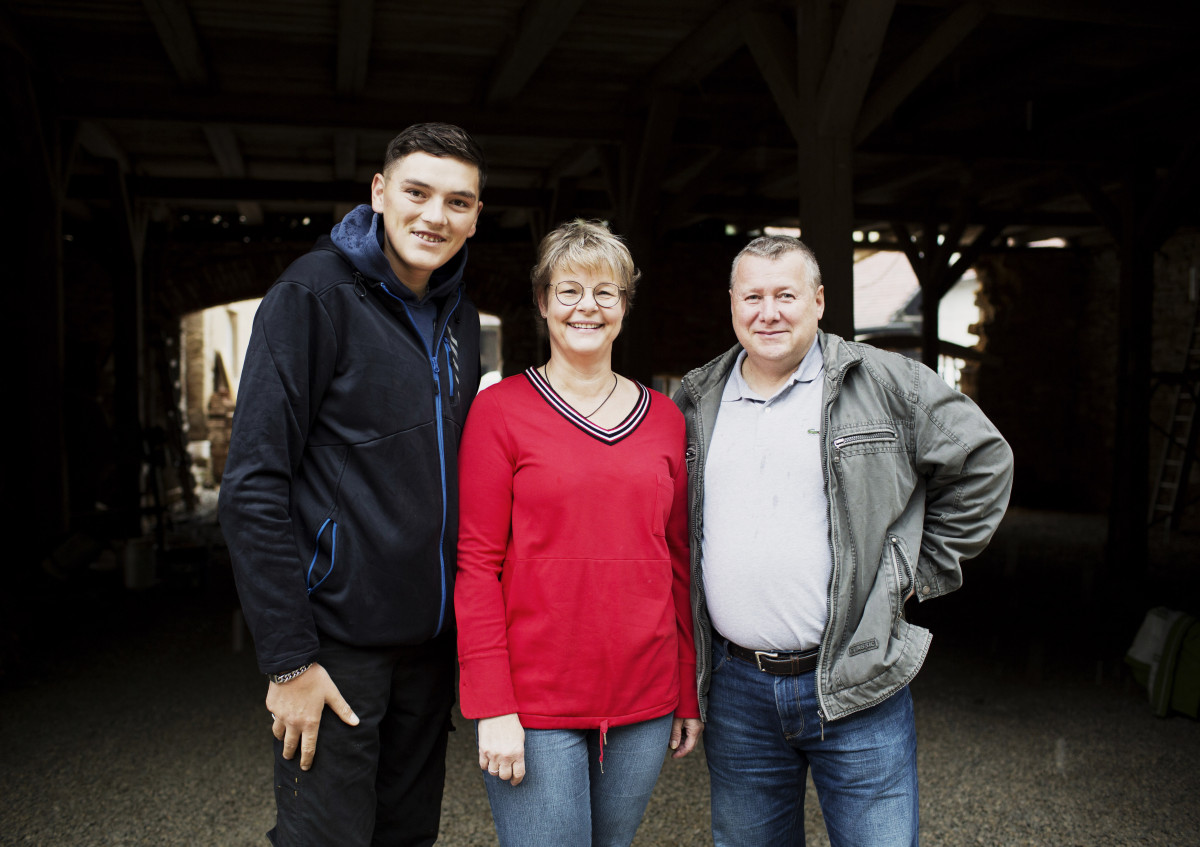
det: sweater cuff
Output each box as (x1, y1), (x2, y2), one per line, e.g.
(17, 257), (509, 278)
(458, 652), (519, 719)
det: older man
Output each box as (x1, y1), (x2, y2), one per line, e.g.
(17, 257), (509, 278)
(674, 235), (1014, 846)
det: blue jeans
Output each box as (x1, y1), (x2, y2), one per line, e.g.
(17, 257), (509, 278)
(705, 639), (919, 847)
(481, 713), (673, 847)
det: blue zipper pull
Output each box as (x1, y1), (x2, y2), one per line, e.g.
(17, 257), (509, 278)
(431, 354), (440, 395)
(443, 338), (455, 397)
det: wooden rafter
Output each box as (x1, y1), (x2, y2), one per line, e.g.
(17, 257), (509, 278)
(334, 130), (358, 182)
(642, 0), (747, 92)
(742, 8), (802, 143)
(141, 0), (208, 87)
(203, 125), (263, 225)
(816, 0), (895, 138)
(337, 0), (375, 96)
(485, 0), (587, 104)
(854, 1), (989, 145)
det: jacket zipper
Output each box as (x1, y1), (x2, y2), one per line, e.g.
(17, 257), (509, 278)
(379, 283), (464, 637)
(889, 535), (914, 615)
(832, 427), (897, 450)
(682, 376), (713, 722)
(815, 355), (860, 728)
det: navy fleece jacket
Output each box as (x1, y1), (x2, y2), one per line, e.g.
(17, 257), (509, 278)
(219, 205), (481, 674)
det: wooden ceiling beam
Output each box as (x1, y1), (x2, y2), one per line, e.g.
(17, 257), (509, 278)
(627, 90), (681, 236)
(202, 125), (263, 225)
(854, 1), (989, 145)
(742, 8), (803, 143)
(816, 0), (895, 138)
(63, 171), (1167, 232)
(642, 0), (748, 93)
(58, 88), (623, 142)
(898, 0), (1193, 28)
(337, 0), (375, 96)
(141, 0), (209, 87)
(202, 126), (245, 178)
(78, 122), (131, 173)
(485, 0), (587, 104)
(334, 130), (358, 182)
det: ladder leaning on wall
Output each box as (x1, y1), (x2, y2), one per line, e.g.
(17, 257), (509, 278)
(1149, 292), (1200, 535)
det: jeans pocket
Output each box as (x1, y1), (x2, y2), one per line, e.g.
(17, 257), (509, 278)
(711, 639), (732, 675)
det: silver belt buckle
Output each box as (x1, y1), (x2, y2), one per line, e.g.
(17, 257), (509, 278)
(754, 650), (780, 672)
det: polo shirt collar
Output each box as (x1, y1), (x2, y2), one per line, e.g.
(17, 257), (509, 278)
(723, 336), (825, 402)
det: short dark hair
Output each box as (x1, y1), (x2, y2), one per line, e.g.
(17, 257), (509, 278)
(383, 123), (488, 192)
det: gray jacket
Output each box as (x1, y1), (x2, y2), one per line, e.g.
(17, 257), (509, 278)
(674, 331), (1014, 723)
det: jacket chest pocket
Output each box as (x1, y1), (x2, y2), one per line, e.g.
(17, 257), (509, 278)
(829, 423), (915, 515)
(831, 424), (901, 455)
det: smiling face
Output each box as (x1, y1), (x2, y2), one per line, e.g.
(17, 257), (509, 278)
(730, 252), (825, 383)
(370, 151), (482, 295)
(539, 264), (626, 364)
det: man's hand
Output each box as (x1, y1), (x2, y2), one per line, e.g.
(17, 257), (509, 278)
(267, 663), (359, 771)
(477, 713), (526, 786)
(669, 717), (704, 759)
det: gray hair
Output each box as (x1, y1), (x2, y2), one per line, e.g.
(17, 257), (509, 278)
(729, 235), (822, 292)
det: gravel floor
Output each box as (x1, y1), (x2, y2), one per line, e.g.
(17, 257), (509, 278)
(2, 509), (1198, 846)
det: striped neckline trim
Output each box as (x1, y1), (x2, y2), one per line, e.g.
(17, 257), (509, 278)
(525, 366), (650, 445)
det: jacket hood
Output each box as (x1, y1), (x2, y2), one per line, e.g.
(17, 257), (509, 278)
(329, 203), (469, 302)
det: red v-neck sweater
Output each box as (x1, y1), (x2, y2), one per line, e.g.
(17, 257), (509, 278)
(455, 369), (699, 729)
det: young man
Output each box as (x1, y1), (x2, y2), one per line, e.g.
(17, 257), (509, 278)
(219, 123), (486, 846)
(674, 235), (1014, 847)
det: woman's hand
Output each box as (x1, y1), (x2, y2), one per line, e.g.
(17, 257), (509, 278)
(669, 717), (704, 759)
(478, 713), (527, 785)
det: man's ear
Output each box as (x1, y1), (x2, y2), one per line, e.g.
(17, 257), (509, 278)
(370, 173), (386, 213)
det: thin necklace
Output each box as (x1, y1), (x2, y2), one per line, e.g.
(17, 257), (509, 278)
(544, 362), (619, 419)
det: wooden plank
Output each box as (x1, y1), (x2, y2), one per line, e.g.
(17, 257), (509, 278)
(203, 125), (264, 224)
(642, 0), (747, 92)
(1071, 167), (1123, 240)
(854, 1), (989, 145)
(890, 220), (927, 282)
(816, 0), (896, 138)
(141, 0), (208, 86)
(202, 125), (245, 178)
(337, 0), (375, 96)
(334, 130), (358, 182)
(1141, 134), (1200, 250)
(628, 89), (680, 236)
(944, 221), (1004, 294)
(742, 8), (803, 143)
(486, 0), (588, 104)
(901, 0), (1192, 28)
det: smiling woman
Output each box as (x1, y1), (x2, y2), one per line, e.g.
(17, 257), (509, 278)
(454, 219), (703, 847)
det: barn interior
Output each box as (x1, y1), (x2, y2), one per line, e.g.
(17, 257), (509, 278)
(3, 0), (1200, 714)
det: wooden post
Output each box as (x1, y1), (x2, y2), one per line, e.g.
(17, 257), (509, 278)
(1105, 169), (1154, 588)
(106, 160), (148, 538)
(1, 46), (68, 550)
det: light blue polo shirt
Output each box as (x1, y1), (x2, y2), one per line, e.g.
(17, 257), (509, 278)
(701, 337), (833, 652)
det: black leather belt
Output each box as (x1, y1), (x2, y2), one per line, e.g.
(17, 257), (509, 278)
(724, 639), (819, 675)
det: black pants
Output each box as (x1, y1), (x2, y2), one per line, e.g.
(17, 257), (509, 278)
(269, 632), (456, 847)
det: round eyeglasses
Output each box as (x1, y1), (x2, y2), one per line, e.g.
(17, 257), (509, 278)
(550, 281), (625, 308)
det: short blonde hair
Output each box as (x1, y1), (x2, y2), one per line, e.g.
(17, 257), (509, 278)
(531, 220), (641, 317)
